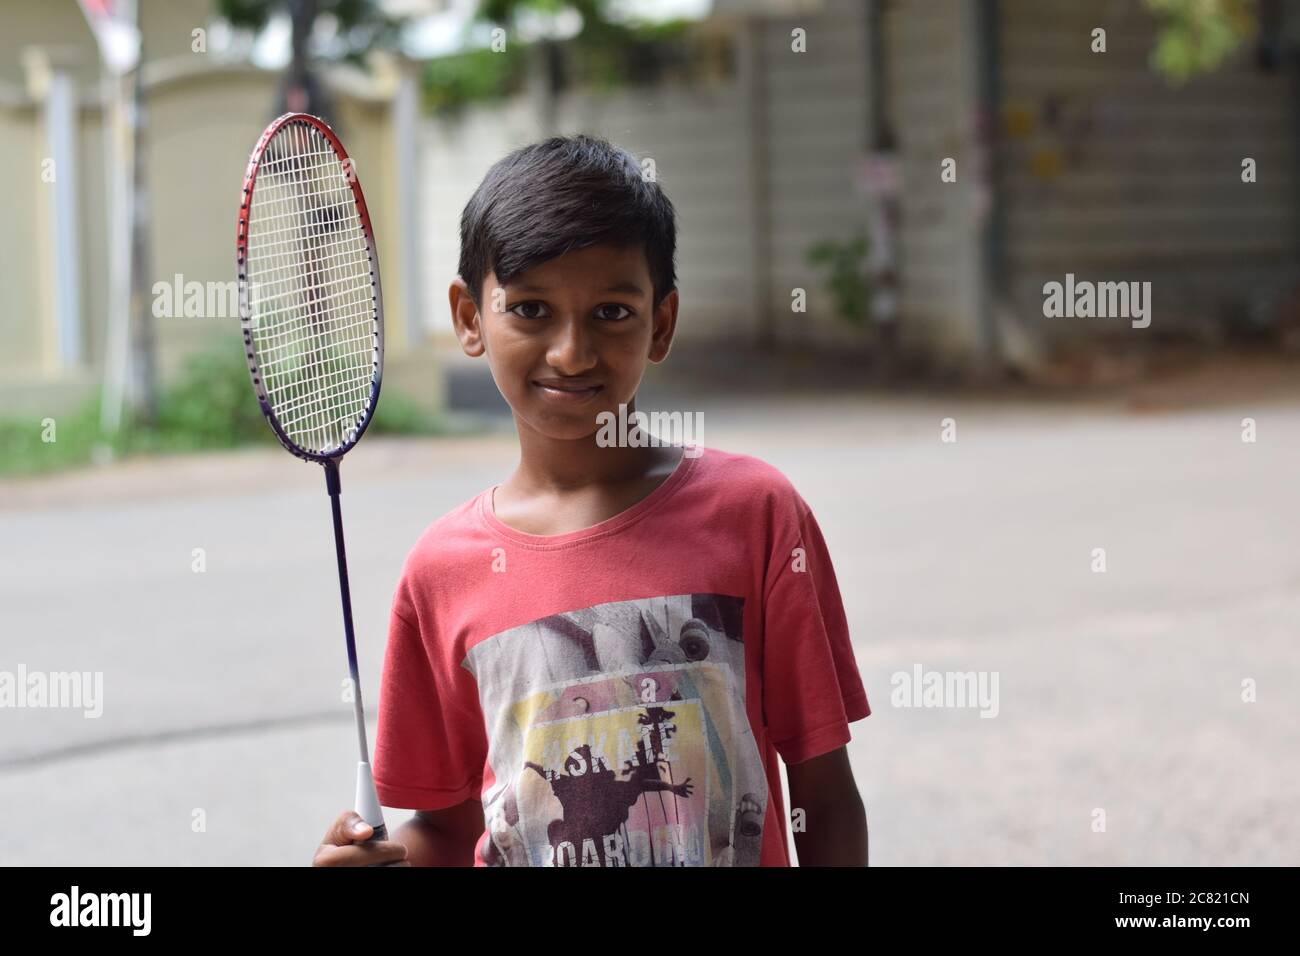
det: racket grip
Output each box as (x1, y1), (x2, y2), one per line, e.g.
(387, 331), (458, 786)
(363, 823), (403, 867)
(355, 761), (401, 866)
(354, 760), (386, 833)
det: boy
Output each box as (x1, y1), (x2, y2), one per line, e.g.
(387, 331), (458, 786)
(313, 135), (871, 867)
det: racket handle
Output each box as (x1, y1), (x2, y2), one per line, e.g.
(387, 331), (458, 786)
(354, 760), (386, 833)
(363, 823), (401, 867)
(355, 761), (401, 866)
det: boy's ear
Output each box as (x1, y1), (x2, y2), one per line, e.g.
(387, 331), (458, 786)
(449, 276), (486, 357)
(648, 288), (679, 364)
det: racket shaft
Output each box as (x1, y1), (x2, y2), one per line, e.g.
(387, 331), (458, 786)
(325, 460), (370, 764)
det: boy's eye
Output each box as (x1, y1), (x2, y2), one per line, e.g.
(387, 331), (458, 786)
(595, 304), (633, 321)
(508, 301), (549, 320)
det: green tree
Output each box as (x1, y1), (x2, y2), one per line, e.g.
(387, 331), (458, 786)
(215, 0), (403, 120)
(423, 1), (694, 118)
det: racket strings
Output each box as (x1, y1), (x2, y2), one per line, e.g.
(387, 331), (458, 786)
(245, 120), (378, 456)
(254, 124), (372, 425)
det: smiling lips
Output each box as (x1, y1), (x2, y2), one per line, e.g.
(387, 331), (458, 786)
(533, 378), (603, 403)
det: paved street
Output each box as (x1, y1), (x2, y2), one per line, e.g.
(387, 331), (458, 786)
(2, 389), (1298, 865)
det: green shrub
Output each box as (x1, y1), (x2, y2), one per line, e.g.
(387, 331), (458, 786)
(0, 400), (106, 477)
(807, 230), (871, 327)
(369, 386), (446, 436)
(0, 344), (452, 478)
(147, 345), (278, 452)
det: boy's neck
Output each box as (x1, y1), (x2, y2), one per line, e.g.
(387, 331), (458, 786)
(493, 394), (688, 535)
(509, 417), (675, 494)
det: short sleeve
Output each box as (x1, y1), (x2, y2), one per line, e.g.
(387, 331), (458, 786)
(761, 490), (871, 765)
(372, 574), (489, 810)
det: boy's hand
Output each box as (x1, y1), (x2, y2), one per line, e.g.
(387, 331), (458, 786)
(312, 811), (410, 867)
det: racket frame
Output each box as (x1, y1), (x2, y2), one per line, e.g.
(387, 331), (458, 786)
(236, 112), (385, 463)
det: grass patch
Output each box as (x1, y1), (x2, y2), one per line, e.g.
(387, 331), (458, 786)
(0, 345), (455, 479)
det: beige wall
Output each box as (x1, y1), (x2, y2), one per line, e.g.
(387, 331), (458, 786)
(0, 106), (45, 376)
(0, 38), (432, 414)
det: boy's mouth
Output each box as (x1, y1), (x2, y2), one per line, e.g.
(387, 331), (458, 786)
(532, 378), (603, 403)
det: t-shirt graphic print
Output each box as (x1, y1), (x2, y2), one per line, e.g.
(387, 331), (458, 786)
(467, 592), (763, 867)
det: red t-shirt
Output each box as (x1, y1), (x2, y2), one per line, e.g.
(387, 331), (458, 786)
(372, 444), (870, 866)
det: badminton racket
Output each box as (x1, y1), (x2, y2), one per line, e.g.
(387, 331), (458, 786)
(236, 112), (389, 847)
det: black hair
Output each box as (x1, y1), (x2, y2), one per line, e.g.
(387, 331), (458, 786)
(457, 134), (677, 310)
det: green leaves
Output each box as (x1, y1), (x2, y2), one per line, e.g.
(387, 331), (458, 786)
(806, 231), (872, 327)
(424, 1), (695, 112)
(1144, 0), (1258, 85)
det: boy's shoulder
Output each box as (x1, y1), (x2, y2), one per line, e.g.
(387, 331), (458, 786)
(689, 445), (804, 504)
(399, 492), (485, 578)
(697, 444), (793, 481)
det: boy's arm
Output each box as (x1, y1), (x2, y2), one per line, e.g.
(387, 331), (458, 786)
(391, 799), (484, 866)
(786, 746), (868, 866)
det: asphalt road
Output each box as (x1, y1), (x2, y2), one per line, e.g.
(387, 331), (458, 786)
(2, 390), (1297, 865)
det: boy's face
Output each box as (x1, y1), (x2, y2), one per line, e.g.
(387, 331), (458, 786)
(450, 242), (678, 441)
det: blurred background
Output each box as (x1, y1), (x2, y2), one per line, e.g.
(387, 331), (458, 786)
(1, 0), (1298, 866)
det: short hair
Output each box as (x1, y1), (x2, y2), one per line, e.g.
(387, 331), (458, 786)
(457, 134), (677, 310)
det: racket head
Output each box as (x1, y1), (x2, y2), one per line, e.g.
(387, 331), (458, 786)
(237, 112), (384, 463)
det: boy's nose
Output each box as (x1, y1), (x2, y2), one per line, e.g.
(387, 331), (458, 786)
(546, 317), (598, 373)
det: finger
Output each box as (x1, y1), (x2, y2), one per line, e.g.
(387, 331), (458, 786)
(314, 840), (408, 867)
(326, 811), (373, 846)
